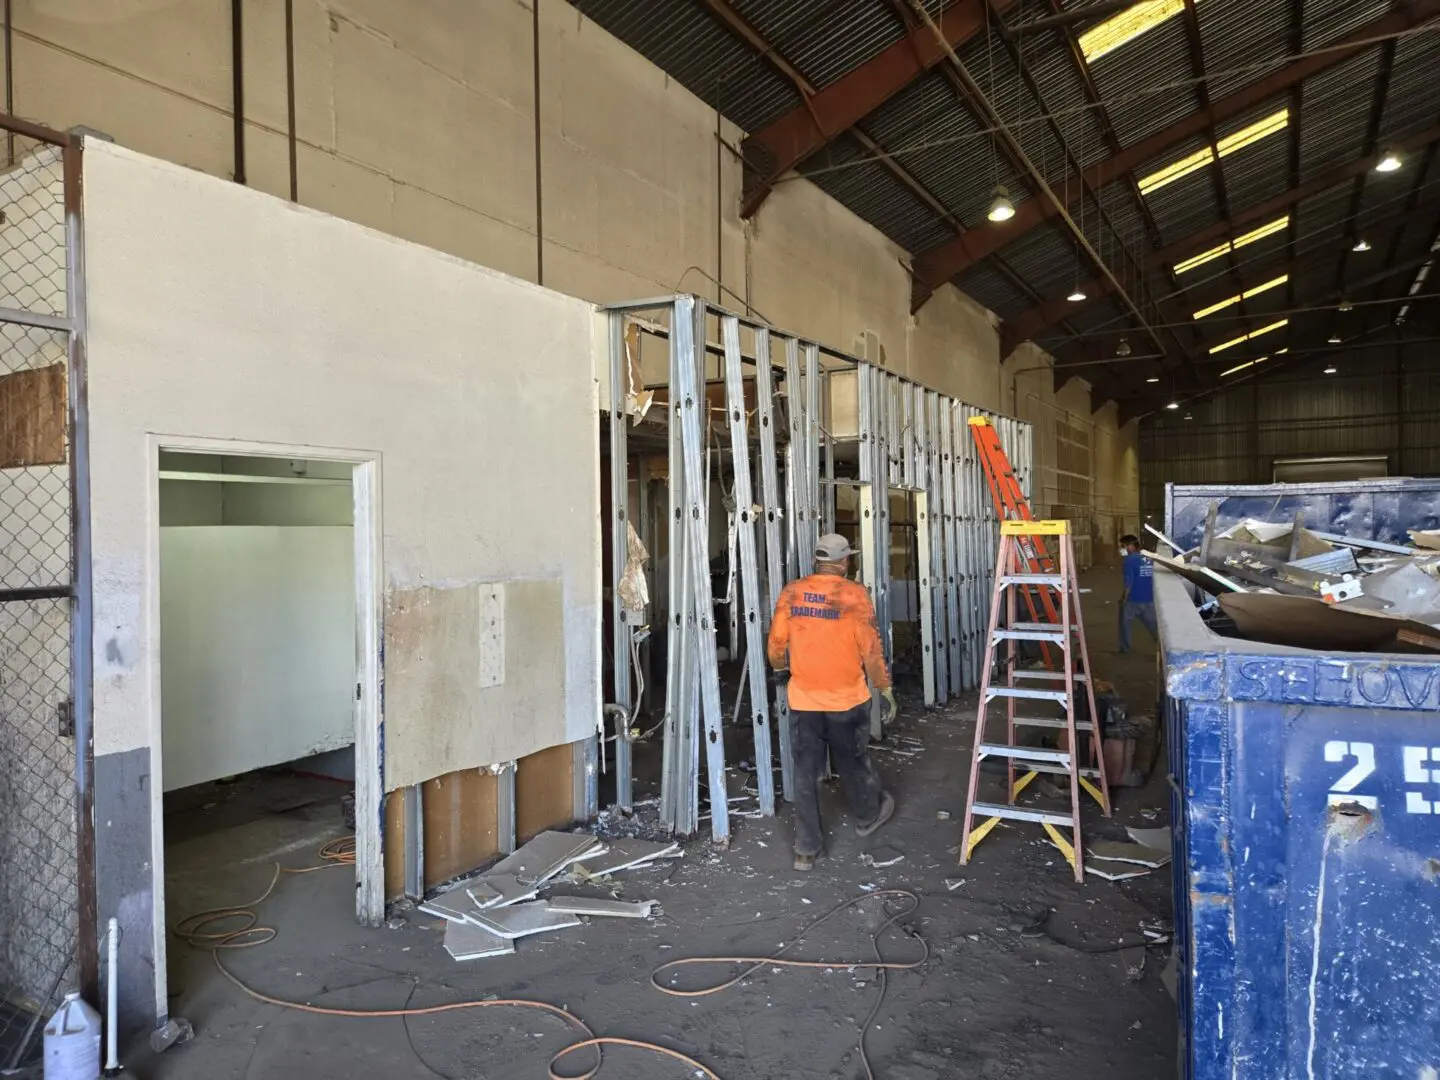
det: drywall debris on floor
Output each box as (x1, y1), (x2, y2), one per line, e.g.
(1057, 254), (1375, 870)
(423, 829), (670, 961)
(860, 846), (904, 868)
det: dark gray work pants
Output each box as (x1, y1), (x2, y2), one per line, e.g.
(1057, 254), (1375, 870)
(789, 703), (883, 857)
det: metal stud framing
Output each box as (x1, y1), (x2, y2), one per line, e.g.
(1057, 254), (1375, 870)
(602, 295), (1031, 841)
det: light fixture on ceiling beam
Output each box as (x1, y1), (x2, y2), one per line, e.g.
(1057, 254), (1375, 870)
(1338, 298), (1354, 312)
(1146, 376), (1160, 383)
(1375, 148), (1403, 173)
(1183, 412), (1194, 420)
(1166, 401), (1180, 410)
(1352, 238), (1372, 252)
(1067, 287), (1087, 302)
(1327, 332), (1342, 344)
(1116, 336), (1132, 357)
(987, 185), (1016, 223)
(1323, 364), (1338, 374)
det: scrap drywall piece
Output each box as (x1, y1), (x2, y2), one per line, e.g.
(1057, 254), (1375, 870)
(860, 846), (904, 868)
(1089, 841), (1171, 868)
(1219, 591), (1440, 653)
(1125, 826), (1173, 852)
(487, 830), (605, 886)
(421, 881), (493, 924)
(444, 919), (515, 961)
(546, 896), (657, 919)
(469, 901), (583, 940)
(468, 874), (537, 911)
(1085, 863), (1150, 882)
(571, 838), (681, 878)
(1363, 561), (1440, 618)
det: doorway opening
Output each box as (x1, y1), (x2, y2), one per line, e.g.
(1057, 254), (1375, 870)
(149, 442), (382, 1022)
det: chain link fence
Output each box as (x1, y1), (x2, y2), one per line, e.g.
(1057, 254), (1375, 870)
(0, 141), (77, 1074)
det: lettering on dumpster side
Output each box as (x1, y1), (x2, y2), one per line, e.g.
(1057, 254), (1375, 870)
(1226, 657), (1440, 710)
(1324, 740), (1440, 813)
(1325, 740), (1378, 810)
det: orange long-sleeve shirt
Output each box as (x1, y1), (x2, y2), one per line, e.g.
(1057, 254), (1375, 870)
(767, 572), (890, 712)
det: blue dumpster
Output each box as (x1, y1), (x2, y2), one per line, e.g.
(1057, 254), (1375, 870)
(1159, 480), (1440, 1080)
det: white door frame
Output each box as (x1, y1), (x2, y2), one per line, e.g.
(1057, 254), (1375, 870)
(144, 434), (384, 1023)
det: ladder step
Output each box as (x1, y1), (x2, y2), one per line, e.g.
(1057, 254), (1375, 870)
(998, 574), (1064, 587)
(991, 629), (1066, 644)
(1010, 622), (1078, 633)
(1012, 716), (1094, 732)
(1012, 670), (1088, 683)
(1022, 762), (1104, 778)
(978, 743), (1070, 765)
(968, 802), (1075, 827)
(985, 686), (1068, 703)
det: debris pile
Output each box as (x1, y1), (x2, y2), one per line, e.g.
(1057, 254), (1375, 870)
(419, 831), (680, 961)
(1148, 510), (1440, 653)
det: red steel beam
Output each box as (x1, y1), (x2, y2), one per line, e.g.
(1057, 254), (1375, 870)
(737, 0), (1019, 218)
(998, 120), (1440, 351)
(910, 0), (1440, 308)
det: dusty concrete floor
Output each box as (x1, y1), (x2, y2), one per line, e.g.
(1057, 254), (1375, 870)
(135, 567), (1176, 1080)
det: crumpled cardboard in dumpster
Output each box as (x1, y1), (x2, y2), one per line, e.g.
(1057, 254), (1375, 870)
(1218, 592), (1440, 653)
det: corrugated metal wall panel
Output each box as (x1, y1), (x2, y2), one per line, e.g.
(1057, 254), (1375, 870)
(1140, 345), (1440, 521)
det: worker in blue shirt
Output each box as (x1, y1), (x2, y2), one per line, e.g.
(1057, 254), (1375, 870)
(1118, 534), (1157, 653)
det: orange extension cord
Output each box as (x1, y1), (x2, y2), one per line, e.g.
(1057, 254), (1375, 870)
(173, 836), (723, 1080)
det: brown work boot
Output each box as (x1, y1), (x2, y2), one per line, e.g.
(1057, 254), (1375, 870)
(855, 792), (895, 838)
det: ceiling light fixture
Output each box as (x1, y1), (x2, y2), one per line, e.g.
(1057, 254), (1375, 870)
(1078, 0), (1186, 62)
(1338, 298), (1353, 313)
(1166, 401), (1180, 410)
(988, 185), (1016, 223)
(1116, 337), (1132, 357)
(1067, 287), (1087, 302)
(1352, 238), (1372, 252)
(1146, 376), (1160, 383)
(1183, 412), (1194, 420)
(1208, 318), (1288, 355)
(1175, 215), (1290, 274)
(1323, 364), (1338, 374)
(1375, 148), (1403, 173)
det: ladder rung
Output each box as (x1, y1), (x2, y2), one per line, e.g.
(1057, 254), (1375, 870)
(1012, 716), (1094, 732)
(991, 629), (1066, 643)
(1022, 762), (1104, 778)
(998, 574), (1065, 587)
(978, 743), (1070, 765)
(1010, 622), (1078, 633)
(986, 686), (1068, 703)
(968, 802), (1075, 827)
(1012, 670), (1088, 683)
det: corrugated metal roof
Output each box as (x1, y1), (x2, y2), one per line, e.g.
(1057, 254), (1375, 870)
(1299, 48), (1382, 176)
(1194, 0), (1292, 100)
(730, 0), (905, 93)
(562, 0), (1433, 406)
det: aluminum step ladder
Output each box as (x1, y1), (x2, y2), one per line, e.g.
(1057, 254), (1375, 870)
(958, 519), (1110, 882)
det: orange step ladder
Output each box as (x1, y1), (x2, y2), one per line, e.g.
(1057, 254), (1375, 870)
(958, 519), (1110, 882)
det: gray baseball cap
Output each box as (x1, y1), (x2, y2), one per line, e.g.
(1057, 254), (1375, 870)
(815, 533), (855, 561)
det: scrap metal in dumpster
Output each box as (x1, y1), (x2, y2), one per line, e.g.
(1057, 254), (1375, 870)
(1159, 480), (1440, 1080)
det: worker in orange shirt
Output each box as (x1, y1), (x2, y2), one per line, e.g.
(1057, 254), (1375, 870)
(768, 534), (897, 871)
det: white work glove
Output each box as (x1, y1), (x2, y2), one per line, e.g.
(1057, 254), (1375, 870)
(880, 688), (898, 726)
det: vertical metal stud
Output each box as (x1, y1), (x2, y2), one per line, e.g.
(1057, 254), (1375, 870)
(673, 296), (731, 844)
(402, 785), (424, 901)
(497, 764), (517, 855)
(721, 316), (776, 815)
(753, 328), (794, 801)
(607, 311), (634, 810)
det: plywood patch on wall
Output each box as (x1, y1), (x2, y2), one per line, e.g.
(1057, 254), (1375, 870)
(516, 742), (575, 843)
(0, 362), (66, 467)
